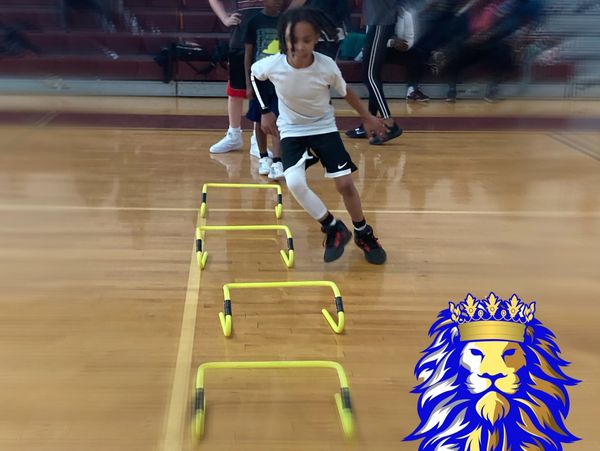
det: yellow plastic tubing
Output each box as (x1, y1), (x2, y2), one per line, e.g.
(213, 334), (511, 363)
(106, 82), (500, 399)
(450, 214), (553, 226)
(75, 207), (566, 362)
(200, 183), (283, 219)
(191, 360), (354, 443)
(219, 281), (345, 337)
(195, 224), (294, 270)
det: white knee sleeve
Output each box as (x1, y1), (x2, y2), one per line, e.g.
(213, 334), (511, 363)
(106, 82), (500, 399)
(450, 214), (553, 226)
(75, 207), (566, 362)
(285, 164), (328, 220)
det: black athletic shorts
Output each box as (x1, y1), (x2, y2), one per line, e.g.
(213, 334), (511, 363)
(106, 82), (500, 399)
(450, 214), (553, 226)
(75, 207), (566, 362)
(228, 48), (246, 92)
(281, 132), (357, 178)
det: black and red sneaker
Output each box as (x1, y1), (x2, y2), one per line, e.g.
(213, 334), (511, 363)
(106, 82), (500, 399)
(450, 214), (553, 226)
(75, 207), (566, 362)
(354, 225), (387, 264)
(321, 220), (352, 262)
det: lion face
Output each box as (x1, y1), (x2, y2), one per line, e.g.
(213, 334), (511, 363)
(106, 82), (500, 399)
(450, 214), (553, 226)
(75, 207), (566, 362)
(406, 313), (579, 450)
(460, 341), (526, 396)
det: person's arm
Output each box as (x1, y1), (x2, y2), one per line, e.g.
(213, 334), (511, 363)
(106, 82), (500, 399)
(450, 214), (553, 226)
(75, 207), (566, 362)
(403, 10), (415, 49)
(392, 10), (415, 52)
(251, 60), (278, 136)
(344, 86), (387, 138)
(252, 73), (278, 136)
(325, 59), (386, 137)
(208, 0), (241, 27)
(244, 43), (255, 99)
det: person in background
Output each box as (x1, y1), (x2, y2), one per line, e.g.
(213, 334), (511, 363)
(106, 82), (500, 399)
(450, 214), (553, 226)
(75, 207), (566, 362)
(208, 0), (268, 156)
(346, 0), (403, 145)
(442, 0), (544, 102)
(244, 0), (284, 179)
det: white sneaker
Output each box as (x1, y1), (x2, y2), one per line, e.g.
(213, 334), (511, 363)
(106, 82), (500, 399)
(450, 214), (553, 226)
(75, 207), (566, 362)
(258, 156), (272, 175)
(209, 130), (243, 154)
(268, 161), (285, 180)
(250, 133), (273, 158)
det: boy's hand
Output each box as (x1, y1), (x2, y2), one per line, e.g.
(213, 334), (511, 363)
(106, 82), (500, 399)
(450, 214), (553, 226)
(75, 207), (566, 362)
(222, 12), (241, 27)
(260, 112), (278, 136)
(246, 86), (255, 100)
(362, 114), (387, 139)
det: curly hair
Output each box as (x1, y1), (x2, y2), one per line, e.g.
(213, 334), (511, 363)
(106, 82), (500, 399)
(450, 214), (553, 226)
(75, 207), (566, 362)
(277, 6), (338, 55)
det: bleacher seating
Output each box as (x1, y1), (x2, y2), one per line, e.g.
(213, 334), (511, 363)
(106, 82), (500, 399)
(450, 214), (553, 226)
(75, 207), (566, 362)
(0, 0), (584, 85)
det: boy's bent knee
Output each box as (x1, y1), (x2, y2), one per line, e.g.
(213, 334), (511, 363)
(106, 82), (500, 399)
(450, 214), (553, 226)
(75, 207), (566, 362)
(285, 166), (308, 195)
(334, 176), (355, 194)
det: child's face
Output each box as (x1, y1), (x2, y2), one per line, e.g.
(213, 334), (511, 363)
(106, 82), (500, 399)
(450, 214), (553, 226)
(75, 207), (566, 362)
(263, 0), (282, 14)
(285, 21), (319, 63)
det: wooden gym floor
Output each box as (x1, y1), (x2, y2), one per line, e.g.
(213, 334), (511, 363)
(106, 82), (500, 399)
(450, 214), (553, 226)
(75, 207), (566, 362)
(0, 96), (599, 450)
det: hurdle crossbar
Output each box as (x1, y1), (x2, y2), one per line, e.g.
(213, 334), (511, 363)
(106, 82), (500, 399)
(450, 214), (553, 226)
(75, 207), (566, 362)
(200, 183), (283, 219)
(195, 225), (294, 269)
(219, 281), (345, 336)
(192, 360), (354, 442)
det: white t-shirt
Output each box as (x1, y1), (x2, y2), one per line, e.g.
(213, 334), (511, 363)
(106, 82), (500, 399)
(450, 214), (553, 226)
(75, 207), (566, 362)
(251, 52), (347, 139)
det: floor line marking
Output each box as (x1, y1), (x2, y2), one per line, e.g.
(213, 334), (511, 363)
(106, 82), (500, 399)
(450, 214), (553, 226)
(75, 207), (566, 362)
(551, 133), (600, 162)
(160, 214), (202, 451)
(0, 204), (598, 218)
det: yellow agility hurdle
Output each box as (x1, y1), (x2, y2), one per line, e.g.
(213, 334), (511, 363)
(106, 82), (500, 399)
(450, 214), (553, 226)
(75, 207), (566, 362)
(200, 183), (283, 219)
(219, 281), (345, 336)
(192, 360), (354, 442)
(195, 225), (294, 270)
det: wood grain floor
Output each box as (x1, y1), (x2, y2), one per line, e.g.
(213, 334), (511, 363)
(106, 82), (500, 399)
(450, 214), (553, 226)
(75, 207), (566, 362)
(0, 104), (599, 450)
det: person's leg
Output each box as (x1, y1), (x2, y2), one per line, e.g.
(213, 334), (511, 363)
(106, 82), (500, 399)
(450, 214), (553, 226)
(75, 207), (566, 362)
(228, 96), (243, 129)
(484, 42), (514, 102)
(262, 91), (283, 179)
(360, 24), (402, 145)
(333, 174), (386, 264)
(362, 24), (394, 120)
(245, 98), (271, 174)
(405, 48), (430, 102)
(281, 136), (348, 262)
(311, 132), (386, 264)
(441, 45), (481, 103)
(210, 49), (246, 153)
(333, 175), (363, 222)
(250, 86), (273, 158)
(255, 126), (272, 175)
(281, 136), (327, 220)
(346, 24), (395, 140)
(285, 163), (329, 220)
(267, 134), (284, 180)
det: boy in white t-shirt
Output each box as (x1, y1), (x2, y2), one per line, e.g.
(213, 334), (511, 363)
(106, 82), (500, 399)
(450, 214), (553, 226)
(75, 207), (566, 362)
(251, 7), (388, 264)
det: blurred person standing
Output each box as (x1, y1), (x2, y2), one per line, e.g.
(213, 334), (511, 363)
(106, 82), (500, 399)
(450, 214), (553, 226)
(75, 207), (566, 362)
(387, 3), (432, 102)
(208, 0), (264, 154)
(346, 0), (403, 145)
(244, 0), (284, 179)
(443, 0), (545, 102)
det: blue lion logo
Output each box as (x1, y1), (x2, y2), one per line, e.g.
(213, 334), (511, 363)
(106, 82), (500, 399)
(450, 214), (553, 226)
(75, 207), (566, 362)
(405, 293), (579, 450)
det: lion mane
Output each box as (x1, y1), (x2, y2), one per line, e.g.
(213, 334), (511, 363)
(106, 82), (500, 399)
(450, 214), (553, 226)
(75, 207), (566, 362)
(405, 309), (579, 450)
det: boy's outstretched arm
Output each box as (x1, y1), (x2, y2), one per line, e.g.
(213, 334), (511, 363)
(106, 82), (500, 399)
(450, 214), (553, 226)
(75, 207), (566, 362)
(344, 87), (387, 139)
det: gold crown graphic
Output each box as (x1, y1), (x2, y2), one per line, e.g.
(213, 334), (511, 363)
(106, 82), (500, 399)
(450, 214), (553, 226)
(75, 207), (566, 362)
(449, 292), (536, 342)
